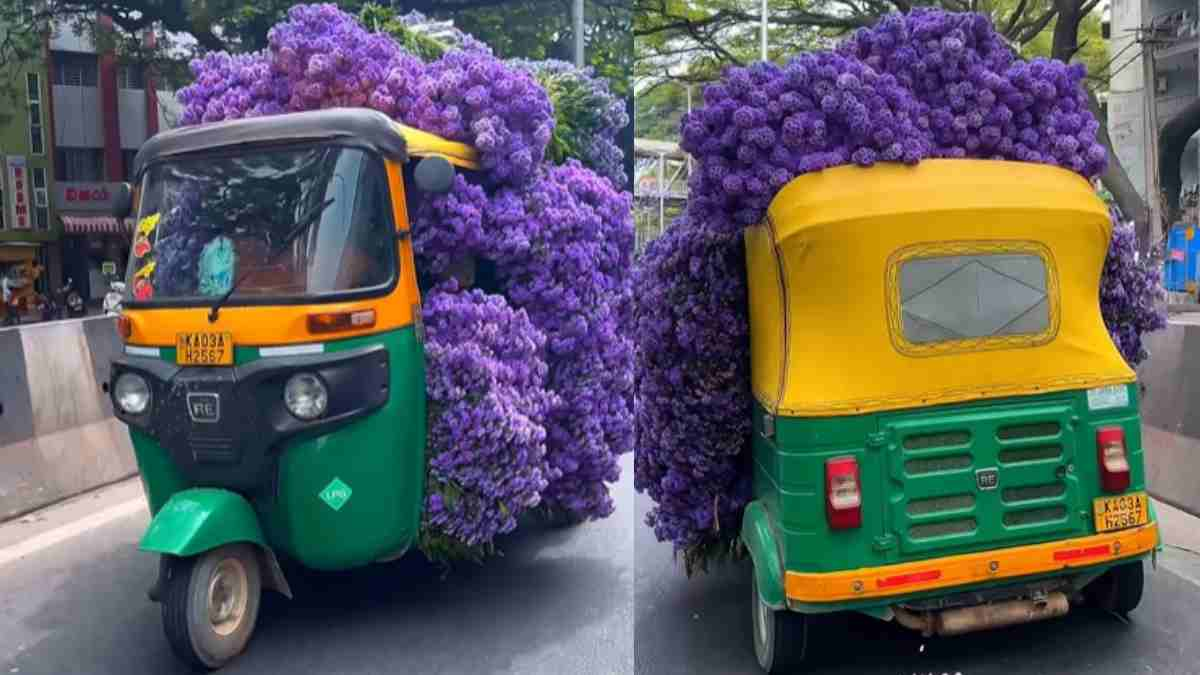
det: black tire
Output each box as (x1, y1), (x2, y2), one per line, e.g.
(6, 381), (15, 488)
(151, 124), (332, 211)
(1086, 560), (1145, 615)
(751, 573), (808, 673)
(162, 544), (262, 671)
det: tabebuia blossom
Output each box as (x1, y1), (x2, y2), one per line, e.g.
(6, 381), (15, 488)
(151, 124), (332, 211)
(169, 4), (632, 561)
(420, 284), (559, 558)
(635, 8), (1166, 569)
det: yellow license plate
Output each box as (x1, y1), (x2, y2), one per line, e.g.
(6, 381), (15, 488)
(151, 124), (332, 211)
(1093, 492), (1149, 533)
(175, 332), (234, 366)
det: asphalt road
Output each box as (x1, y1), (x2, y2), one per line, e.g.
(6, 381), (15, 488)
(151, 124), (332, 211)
(0, 454), (634, 675)
(635, 490), (1200, 675)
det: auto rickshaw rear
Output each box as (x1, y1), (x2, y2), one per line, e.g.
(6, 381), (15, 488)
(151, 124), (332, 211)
(741, 159), (1160, 672)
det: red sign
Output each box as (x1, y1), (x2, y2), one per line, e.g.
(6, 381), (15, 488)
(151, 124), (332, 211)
(65, 186), (111, 203)
(1171, 249), (1186, 261)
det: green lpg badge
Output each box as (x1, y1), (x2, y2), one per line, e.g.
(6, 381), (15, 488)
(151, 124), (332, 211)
(319, 477), (353, 511)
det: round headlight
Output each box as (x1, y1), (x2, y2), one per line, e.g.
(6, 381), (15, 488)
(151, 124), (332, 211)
(284, 373), (328, 421)
(114, 372), (151, 415)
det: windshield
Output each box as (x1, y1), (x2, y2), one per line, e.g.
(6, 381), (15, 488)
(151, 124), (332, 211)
(126, 145), (396, 304)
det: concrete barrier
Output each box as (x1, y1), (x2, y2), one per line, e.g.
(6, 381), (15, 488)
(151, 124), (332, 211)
(1138, 320), (1200, 518)
(0, 316), (135, 522)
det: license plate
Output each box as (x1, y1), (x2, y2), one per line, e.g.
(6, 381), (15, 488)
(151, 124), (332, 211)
(1093, 492), (1149, 533)
(175, 332), (233, 366)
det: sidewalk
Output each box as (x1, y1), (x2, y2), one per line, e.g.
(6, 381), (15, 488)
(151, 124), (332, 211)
(1152, 497), (1200, 588)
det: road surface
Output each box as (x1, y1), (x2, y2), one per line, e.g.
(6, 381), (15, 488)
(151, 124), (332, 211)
(0, 455), (635, 675)
(635, 491), (1200, 675)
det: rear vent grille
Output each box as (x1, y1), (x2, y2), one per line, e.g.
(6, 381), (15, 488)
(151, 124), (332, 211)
(190, 436), (237, 464)
(910, 518), (977, 539)
(1002, 483), (1066, 503)
(907, 494), (976, 516)
(997, 422), (1061, 440)
(905, 454), (972, 475)
(998, 445), (1062, 464)
(1003, 506), (1067, 526)
(903, 431), (971, 450)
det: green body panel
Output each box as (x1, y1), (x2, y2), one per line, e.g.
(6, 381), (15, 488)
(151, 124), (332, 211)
(127, 326), (427, 571)
(743, 383), (1156, 613)
(140, 488), (266, 556)
(742, 501), (786, 609)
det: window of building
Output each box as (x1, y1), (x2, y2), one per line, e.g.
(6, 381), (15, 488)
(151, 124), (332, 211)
(32, 167), (49, 231)
(27, 73), (44, 155)
(118, 63), (144, 89)
(55, 147), (104, 182)
(121, 150), (137, 181)
(53, 52), (99, 87)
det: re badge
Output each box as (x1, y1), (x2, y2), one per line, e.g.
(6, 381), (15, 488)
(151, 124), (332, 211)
(976, 468), (999, 491)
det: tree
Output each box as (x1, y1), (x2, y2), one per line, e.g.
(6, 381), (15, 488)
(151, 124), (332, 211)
(635, 0), (1150, 244)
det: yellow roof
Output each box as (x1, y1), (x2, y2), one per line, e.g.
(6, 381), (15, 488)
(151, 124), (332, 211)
(745, 159), (1134, 417)
(394, 123), (479, 169)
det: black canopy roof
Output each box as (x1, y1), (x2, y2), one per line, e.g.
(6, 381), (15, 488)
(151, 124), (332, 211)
(132, 108), (408, 178)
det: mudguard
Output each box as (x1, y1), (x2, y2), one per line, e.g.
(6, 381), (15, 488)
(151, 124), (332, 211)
(140, 488), (266, 556)
(742, 500), (786, 610)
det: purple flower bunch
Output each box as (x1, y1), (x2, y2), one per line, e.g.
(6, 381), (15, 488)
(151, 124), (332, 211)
(1101, 214), (1168, 366)
(178, 4), (554, 186)
(486, 161), (635, 518)
(633, 223), (753, 571)
(637, 9), (1161, 567)
(512, 59), (631, 186)
(420, 283), (559, 557)
(151, 188), (209, 296)
(410, 174), (491, 277)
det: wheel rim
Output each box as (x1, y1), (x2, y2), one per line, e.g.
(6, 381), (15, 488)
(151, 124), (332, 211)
(206, 557), (250, 638)
(755, 591), (770, 651)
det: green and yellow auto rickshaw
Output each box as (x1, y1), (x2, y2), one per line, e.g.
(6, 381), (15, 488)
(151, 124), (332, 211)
(107, 108), (476, 669)
(740, 159), (1160, 672)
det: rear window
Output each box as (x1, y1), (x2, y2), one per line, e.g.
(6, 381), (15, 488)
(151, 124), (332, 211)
(887, 242), (1059, 356)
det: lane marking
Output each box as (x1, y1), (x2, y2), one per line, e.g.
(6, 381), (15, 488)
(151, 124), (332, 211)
(0, 498), (146, 567)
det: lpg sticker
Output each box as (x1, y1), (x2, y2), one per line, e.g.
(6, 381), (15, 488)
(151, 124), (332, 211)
(1087, 385), (1129, 411)
(319, 478), (353, 511)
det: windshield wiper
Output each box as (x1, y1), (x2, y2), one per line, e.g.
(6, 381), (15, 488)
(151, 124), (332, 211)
(207, 197), (335, 323)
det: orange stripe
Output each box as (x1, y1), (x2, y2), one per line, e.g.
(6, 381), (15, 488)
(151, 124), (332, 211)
(785, 521), (1159, 603)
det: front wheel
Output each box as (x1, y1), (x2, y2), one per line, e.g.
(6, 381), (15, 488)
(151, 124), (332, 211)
(162, 544), (262, 670)
(751, 573), (808, 673)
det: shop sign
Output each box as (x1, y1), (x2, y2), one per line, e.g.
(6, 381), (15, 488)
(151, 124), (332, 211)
(54, 182), (121, 212)
(7, 156), (29, 230)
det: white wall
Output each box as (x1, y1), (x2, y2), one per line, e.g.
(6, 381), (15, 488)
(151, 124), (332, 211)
(1108, 89), (1149, 200)
(117, 90), (147, 149)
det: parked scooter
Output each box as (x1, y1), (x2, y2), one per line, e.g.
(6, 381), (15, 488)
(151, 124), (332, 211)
(37, 292), (57, 322)
(103, 281), (124, 316)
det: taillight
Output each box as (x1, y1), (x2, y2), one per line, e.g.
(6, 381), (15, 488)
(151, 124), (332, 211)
(116, 315), (132, 340)
(825, 456), (862, 530)
(1096, 427), (1130, 492)
(307, 309), (376, 334)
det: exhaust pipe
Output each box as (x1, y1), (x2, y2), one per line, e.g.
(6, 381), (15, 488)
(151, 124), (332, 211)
(893, 592), (1070, 637)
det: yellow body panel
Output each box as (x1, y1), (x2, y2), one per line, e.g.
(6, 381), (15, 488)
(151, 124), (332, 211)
(395, 123), (479, 169)
(785, 521), (1158, 603)
(745, 159), (1134, 417)
(126, 159), (420, 347)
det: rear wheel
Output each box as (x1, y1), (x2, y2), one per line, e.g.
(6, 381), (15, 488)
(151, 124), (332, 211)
(751, 573), (808, 673)
(1087, 560), (1145, 615)
(162, 544), (262, 670)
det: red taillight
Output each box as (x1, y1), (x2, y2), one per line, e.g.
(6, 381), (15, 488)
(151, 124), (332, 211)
(116, 315), (132, 341)
(1096, 427), (1130, 492)
(825, 456), (862, 530)
(307, 309), (376, 334)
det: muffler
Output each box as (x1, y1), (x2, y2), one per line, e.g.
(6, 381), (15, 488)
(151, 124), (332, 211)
(892, 592), (1070, 637)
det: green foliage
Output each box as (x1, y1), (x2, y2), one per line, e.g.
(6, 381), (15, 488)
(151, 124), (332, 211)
(358, 4), (450, 62)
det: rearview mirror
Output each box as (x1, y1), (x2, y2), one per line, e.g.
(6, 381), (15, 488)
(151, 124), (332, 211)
(112, 182), (133, 219)
(413, 156), (455, 194)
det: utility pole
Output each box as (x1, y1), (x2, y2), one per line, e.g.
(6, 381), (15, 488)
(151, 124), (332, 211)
(760, 0), (768, 61)
(573, 0), (585, 67)
(1140, 0), (1161, 245)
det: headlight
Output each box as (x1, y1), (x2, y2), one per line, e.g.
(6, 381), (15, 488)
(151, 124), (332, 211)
(284, 373), (328, 420)
(114, 373), (151, 415)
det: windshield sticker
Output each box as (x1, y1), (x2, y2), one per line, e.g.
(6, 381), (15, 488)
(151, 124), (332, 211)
(133, 234), (152, 259)
(198, 236), (236, 296)
(137, 213), (160, 236)
(133, 278), (154, 301)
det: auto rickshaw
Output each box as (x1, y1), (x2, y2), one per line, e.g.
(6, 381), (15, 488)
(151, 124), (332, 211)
(106, 108), (476, 669)
(741, 159), (1161, 672)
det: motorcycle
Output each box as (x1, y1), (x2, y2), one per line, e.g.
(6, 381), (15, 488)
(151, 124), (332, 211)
(103, 281), (124, 316)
